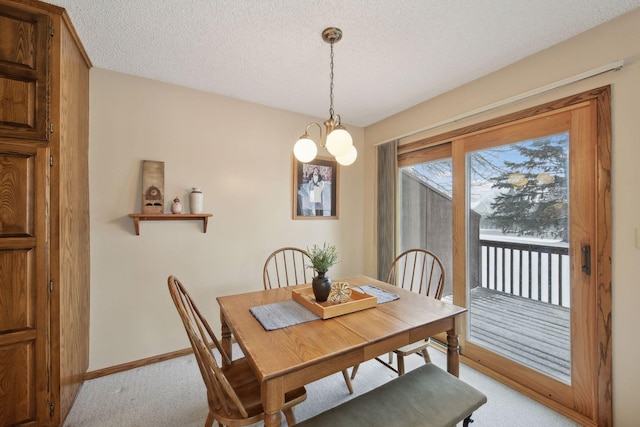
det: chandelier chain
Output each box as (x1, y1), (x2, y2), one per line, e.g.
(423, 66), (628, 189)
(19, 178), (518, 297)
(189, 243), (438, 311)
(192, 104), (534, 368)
(329, 41), (335, 119)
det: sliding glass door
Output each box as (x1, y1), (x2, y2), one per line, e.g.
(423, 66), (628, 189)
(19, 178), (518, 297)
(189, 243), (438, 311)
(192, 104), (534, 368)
(398, 145), (453, 300)
(465, 126), (571, 383)
(457, 106), (597, 418)
(396, 90), (611, 424)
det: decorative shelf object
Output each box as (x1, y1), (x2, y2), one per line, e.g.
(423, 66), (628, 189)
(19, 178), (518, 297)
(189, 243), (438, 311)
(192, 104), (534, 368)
(128, 213), (212, 235)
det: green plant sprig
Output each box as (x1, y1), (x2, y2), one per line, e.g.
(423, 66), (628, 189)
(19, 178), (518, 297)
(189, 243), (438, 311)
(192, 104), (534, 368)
(307, 242), (339, 273)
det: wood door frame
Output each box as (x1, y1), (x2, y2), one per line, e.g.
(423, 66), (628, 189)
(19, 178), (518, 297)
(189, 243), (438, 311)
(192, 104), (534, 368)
(398, 86), (611, 426)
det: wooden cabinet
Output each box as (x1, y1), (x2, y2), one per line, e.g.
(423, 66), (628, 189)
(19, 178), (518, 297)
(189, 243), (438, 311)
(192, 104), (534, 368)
(0, 1), (91, 426)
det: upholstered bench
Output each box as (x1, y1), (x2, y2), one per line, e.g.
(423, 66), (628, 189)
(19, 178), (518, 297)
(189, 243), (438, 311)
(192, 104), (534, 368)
(295, 363), (487, 427)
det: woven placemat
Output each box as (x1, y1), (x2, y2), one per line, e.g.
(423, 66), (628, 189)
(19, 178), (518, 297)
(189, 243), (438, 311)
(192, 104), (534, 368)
(250, 299), (320, 331)
(352, 285), (400, 304)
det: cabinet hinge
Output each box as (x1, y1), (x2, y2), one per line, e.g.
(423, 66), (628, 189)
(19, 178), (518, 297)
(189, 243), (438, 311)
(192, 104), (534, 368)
(49, 156), (54, 167)
(51, 26), (54, 37)
(50, 402), (55, 416)
(50, 123), (54, 133)
(49, 280), (54, 292)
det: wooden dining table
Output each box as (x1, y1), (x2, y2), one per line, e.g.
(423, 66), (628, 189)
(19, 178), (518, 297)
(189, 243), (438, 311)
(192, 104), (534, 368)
(217, 275), (467, 427)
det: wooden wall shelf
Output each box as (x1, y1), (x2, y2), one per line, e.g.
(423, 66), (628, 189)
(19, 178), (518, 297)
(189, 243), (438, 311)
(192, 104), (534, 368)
(129, 213), (212, 235)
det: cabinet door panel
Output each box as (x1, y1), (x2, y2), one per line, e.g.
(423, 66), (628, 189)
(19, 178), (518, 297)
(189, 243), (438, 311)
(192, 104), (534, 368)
(0, 13), (39, 69)
(0, 5), (49, 141)
(0, 144), (47, 427)
(0, 77), (37, 131)
(0, 249), (33, 331)
(0, 340), (36, 425)
(0, 153), (34, 236)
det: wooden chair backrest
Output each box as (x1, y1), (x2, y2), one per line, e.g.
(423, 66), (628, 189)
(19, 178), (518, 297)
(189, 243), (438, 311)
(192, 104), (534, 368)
(386, 249), (445, 299)
(167, 275), (248, 418)
(263, 247), (313, 289)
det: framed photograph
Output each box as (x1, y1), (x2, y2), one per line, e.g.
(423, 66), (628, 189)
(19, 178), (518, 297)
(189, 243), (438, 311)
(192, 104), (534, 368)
(293, 156), (339, 219)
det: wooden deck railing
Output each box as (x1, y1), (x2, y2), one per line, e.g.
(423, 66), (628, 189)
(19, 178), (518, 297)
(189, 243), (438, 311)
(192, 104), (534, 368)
(478, 239), (570, 307)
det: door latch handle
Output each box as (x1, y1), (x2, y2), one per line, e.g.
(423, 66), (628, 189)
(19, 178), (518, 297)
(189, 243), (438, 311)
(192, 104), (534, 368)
(581, 245), (591, 275)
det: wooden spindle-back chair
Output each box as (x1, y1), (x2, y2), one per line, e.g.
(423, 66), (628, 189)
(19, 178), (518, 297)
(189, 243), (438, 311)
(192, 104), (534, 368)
(387, 249), (445, 299)
(351, 249), (445, 378)
(262, 247), (313, 289)
(167, 275), (306, 426)
(262, 248), (354, 394)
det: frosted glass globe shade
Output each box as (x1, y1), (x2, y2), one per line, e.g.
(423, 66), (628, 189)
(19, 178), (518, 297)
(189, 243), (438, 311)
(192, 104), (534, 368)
(325, 127), (353, 157)
(294, 137), (317, 163)
(336, 145), (357, 166)
(536, 173), (555, 185)
(508, 173), (528, 187)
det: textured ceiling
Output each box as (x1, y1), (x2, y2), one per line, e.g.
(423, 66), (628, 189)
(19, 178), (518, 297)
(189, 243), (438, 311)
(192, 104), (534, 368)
(47, 0), (640, 127)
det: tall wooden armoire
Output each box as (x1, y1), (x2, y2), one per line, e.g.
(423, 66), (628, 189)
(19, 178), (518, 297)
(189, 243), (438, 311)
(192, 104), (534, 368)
(0, 0), (91, 425)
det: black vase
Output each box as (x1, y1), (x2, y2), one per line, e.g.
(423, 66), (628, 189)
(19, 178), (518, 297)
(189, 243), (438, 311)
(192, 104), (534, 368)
(312, 271), (332, 302)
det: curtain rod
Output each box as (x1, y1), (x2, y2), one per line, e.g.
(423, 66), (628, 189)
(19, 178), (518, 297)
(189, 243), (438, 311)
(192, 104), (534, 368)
(373, 59), (625, 147)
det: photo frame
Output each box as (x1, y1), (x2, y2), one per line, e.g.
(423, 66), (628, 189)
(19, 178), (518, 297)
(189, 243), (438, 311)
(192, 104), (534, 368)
(293, 156), (339, 219)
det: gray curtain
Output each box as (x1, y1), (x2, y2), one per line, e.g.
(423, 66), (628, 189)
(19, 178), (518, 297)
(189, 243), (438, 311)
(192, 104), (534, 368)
(377, 140), (398, 281)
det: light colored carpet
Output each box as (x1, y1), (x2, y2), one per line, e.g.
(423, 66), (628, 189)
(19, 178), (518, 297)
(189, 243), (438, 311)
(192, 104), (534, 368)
(63, 346), (579, 427)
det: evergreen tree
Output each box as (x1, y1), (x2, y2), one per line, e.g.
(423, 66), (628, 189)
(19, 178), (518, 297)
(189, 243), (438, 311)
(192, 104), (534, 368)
(486, 134), (568, 241)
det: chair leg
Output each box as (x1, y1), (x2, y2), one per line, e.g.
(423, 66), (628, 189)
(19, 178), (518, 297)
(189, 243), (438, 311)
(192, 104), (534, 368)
(397, 354), (405, 376)
(283, 408), (297, 426)
(350, 363), (360, 380)
(341, 369), (354, 394)
(421, 347), (432, 364)
(205, 411), (214, 427)
(463, 414), (474, 426)
(388, 351), (393, 364)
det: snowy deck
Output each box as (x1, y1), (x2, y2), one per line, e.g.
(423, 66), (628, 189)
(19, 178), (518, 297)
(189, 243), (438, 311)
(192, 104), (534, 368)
(446, 286), (571, 383)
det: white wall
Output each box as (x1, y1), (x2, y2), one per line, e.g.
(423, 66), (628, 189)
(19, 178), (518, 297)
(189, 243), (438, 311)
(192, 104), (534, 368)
(88, 69), (364, 370)
(363, 8), (640, 426)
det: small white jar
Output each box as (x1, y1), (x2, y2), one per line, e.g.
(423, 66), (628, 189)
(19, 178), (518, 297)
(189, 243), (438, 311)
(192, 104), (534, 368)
(189, 188), (204, 213)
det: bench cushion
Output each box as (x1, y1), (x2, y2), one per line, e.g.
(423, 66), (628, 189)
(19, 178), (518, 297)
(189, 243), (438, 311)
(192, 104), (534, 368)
(295, 363), (487, 427)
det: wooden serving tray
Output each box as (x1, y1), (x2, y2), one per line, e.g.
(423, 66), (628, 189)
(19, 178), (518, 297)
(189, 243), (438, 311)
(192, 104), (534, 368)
(292, 285), (377, 319)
